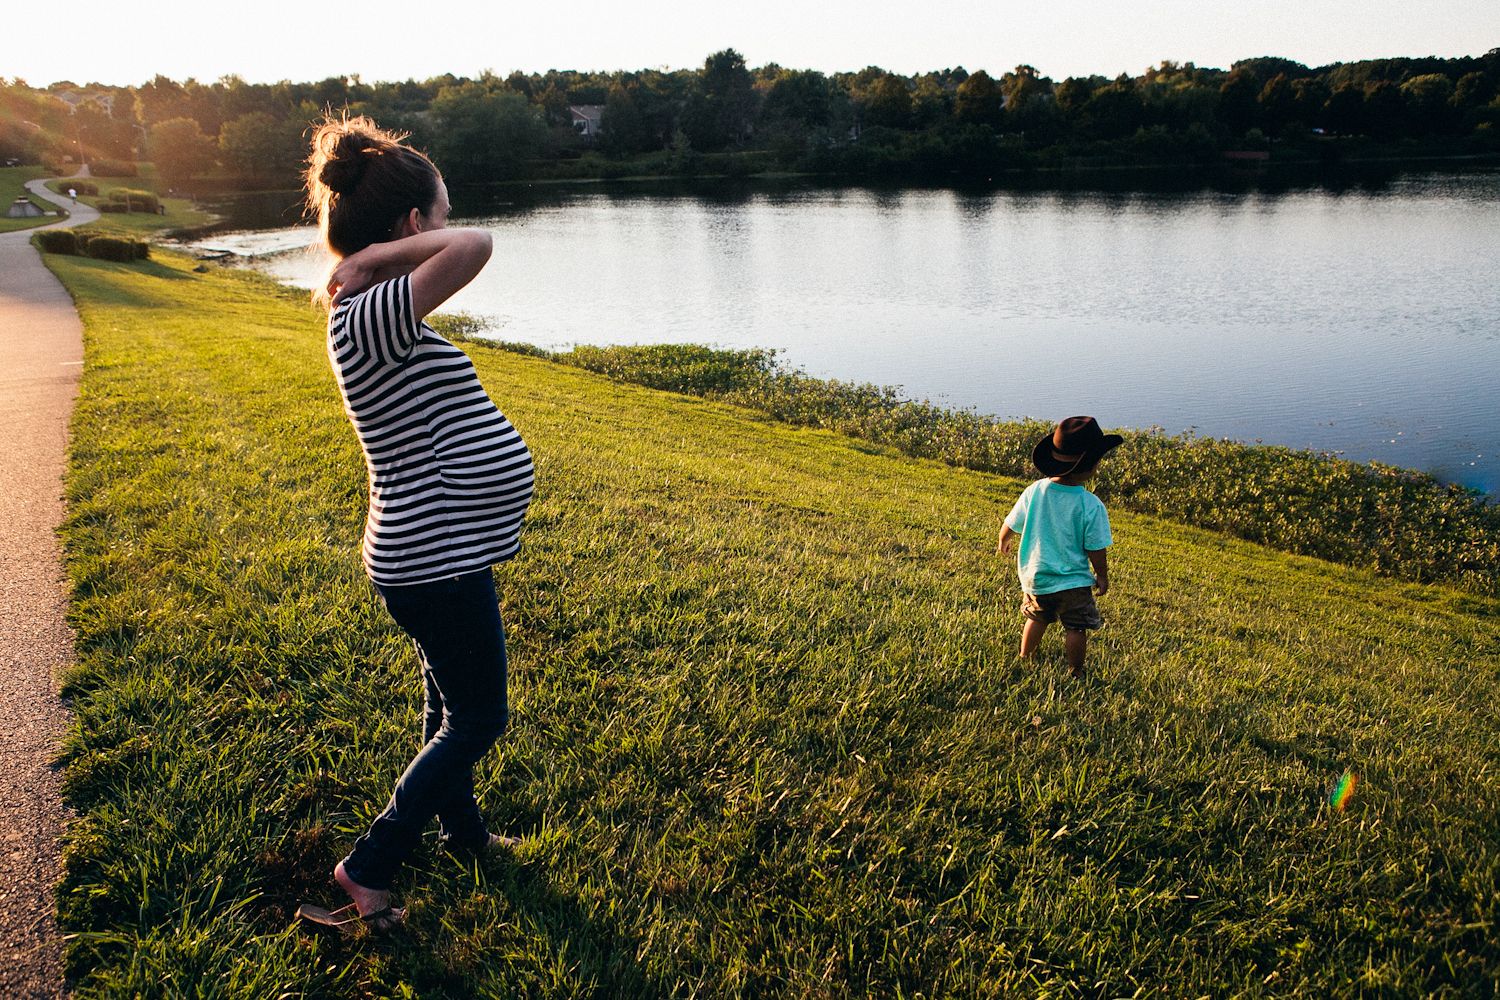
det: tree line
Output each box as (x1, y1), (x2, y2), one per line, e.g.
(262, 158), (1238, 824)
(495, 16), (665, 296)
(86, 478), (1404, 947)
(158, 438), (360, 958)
(4, 47), (1499, 188)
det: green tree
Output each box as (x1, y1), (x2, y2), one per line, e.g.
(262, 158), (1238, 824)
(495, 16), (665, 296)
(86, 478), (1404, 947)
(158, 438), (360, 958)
(533, 83), (569, 126)
(761, 69), (841, 130)
(74, 99), (136, 161)
(1453, 71), (1494, 111)
(601, 83), (650, 156)
(1000, 65), (1048, 113)
(429, 82), (546, 181)
(1218, 68), (1260, 134)
(1082, 78), (1144, 140)
(504, 71), (534, 99)
(0, 80), (64, 163)
(218, 111), (291, 183)
(1290, 78), (1329, 130)
(1324, 83), (1364, 134)
(1001, 65), (1056, 139)
(1257, 73), (1297, 135)
(631, 69), (690, 150)
(1054, 76), (1098, 117)
(133, 74), (190, 127)
(149, 116), (216, 185)
(683, 48), (756, 151)
(179, 78), (227, 137)
(954, 70), (1002, 127)
(217, 74), (274, 124)
(1361, 80), (1407, 140)
(910, 74), (952, 128)
(1400, 73), (1456, 134)
(863, 74), (913, 128)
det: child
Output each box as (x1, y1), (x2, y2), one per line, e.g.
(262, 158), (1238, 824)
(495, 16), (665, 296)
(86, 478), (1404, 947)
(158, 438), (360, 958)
(997, 416), (1122, 677)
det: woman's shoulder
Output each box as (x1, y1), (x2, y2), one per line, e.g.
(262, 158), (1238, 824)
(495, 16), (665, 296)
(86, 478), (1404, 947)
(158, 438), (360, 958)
(337, 275), (410, 312)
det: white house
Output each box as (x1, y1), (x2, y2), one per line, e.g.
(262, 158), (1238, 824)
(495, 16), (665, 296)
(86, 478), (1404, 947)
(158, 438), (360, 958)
(569, 105), (605, 142)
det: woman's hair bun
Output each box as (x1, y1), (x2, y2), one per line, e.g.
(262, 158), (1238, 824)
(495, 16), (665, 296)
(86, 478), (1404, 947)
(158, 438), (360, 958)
(318, 130), (378, 194)
(312, 123), (386, 195)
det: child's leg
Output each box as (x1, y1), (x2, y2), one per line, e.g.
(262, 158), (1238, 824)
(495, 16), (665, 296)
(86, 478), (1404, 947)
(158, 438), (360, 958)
(1020, 618), (1048, 659)
(1064, 628), (1087, 676)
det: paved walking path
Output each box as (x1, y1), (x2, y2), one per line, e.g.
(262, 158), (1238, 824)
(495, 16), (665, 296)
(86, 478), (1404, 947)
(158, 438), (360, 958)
(0, 176), (98, 999)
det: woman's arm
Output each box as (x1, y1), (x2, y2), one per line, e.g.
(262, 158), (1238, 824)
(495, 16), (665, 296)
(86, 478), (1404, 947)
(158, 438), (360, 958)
(329, 229), (493, 320)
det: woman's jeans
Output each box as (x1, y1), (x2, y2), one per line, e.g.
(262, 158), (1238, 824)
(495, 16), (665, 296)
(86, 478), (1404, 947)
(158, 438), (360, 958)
(340, 568), (509, 891)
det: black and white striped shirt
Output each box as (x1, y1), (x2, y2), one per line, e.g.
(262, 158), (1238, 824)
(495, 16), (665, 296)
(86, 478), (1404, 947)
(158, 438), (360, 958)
(327, 275), (534, 586)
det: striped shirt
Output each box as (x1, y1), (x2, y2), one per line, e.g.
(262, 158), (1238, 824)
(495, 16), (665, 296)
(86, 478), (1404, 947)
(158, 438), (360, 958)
(327, 275), (534, 586)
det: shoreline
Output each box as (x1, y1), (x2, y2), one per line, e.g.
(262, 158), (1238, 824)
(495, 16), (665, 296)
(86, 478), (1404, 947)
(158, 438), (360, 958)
(187, 232), (1496, 502)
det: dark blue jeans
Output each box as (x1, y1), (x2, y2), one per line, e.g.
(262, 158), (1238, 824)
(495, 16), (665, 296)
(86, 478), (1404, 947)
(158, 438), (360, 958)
(341, 568), (509, 891)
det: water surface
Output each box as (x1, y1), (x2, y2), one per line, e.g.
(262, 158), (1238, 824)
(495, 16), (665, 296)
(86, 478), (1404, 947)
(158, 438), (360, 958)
(197, 173), (1500, 494)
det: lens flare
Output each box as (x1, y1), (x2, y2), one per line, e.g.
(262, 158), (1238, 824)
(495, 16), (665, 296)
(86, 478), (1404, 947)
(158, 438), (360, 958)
(1329, 771), (1358, 812)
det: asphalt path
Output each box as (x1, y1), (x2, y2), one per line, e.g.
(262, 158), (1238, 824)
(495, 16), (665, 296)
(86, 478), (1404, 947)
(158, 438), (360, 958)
(0, 174), (96, 999)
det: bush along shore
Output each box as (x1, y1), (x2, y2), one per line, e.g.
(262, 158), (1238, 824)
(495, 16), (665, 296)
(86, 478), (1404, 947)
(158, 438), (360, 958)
(33, 228), (150, 262)
(491, 341), (1499, 596)
(42, 249), (1500, 997)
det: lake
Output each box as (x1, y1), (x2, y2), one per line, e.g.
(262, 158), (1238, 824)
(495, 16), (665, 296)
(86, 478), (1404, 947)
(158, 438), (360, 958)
(192, 171), (1500, 495)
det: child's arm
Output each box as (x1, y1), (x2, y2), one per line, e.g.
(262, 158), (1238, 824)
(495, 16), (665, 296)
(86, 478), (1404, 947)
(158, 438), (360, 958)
(1087, 548), (1109, 596)
(998, 523), (1018, 555)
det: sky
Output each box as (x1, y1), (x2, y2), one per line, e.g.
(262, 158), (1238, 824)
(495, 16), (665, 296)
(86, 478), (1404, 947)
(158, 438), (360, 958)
(8, 0), (1497, 87)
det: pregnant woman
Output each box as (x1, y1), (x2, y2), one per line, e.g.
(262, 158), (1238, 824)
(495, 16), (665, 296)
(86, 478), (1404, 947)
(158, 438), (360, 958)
(296, 116), (534, 933)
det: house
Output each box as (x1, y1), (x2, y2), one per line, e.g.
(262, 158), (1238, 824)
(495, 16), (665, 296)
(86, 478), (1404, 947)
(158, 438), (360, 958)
(569, 105), (605, 142)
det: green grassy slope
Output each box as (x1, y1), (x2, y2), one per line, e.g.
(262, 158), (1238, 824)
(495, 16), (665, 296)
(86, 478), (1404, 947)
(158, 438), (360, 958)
(47, 250), (1500, 998)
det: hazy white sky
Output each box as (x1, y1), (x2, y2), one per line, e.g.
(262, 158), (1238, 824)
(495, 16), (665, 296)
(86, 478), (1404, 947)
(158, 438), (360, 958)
(10, 0), (1497, 86)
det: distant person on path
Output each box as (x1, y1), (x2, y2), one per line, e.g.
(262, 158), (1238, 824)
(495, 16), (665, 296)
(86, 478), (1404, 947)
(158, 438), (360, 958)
(67, 187), (76, 204)
(296, 116), (535, 934)
(997, 416), (1121, 678)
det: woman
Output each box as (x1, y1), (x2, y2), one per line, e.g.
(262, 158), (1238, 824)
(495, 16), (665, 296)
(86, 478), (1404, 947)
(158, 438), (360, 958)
(296, 116), (534, 933)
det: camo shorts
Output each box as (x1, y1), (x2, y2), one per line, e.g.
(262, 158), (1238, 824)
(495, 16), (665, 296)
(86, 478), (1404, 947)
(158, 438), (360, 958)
(1021, 586), (1102, 631)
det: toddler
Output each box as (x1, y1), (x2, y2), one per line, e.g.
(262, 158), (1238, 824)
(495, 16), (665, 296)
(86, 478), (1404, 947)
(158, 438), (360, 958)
(997, 416), (1122, 677)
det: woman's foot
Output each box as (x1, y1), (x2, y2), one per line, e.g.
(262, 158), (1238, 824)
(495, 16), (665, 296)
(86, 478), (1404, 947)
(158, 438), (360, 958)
(487, 832), (522, 851)
(334, 860), (404, 932)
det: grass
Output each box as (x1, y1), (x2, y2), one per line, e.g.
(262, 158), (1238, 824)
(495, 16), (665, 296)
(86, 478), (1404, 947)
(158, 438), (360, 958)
(541, 344), (1500, 596)
(45, 249), (1500, 997)
(0, 164), (64, 232)
(47, 165), (215, 234)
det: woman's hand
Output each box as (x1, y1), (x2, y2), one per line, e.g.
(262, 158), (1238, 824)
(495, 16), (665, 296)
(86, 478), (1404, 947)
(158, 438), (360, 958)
(328, 246), (387, 304)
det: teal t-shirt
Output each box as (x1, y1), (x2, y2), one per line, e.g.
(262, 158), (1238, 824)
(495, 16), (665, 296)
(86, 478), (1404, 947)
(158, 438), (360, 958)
(1004, 479), (1113, 595)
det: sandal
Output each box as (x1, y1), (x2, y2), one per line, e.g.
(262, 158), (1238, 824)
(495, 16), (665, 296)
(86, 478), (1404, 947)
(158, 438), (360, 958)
(296, 902), (406, 935)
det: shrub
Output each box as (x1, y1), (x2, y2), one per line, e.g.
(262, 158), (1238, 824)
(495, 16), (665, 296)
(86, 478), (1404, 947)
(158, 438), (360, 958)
(539, 343), (1500, 596)
(426, 312), (498, 342)
(32, 229), (78, 254)
(62, 180), (99, 196)
(107, 188), (160, 213)
(97, 202), (128, 213)
(82, 235), (139, 262)
(487, 340), (553, 358)
(562, 343), (779, 395)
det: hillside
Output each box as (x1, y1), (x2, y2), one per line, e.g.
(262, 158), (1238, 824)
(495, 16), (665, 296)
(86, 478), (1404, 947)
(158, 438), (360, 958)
(46, 250), (1500, 997)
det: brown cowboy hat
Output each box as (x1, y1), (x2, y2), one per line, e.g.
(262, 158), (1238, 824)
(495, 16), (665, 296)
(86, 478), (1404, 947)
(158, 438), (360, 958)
(1032, 416), (1124, 476)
